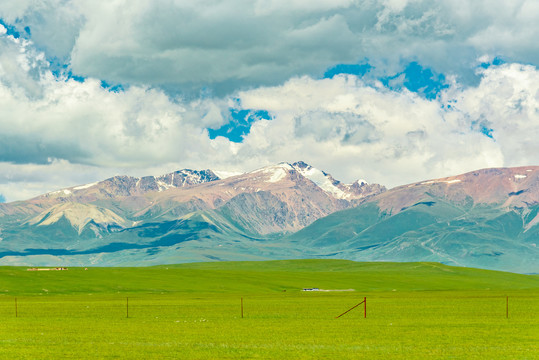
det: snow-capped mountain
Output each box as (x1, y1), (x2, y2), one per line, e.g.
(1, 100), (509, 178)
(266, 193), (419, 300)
(290, 161), (382, 200)
(0, 168), (221, 220)
(0, 162), (384, 265)
(1, 164), (538, 273)
(41, 169), (220, 201)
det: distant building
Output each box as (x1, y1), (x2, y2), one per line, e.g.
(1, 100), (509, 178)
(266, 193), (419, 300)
(27, 267), (68, 271)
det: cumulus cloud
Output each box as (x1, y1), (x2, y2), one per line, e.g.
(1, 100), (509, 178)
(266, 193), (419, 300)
(0, 160), (110, 202)
(0, 27), (230, 165)
(0, 0), (83, 63)
(67, 0), (362, 94)
(1, 2), (539, 202)
(234, 75), (503, 186)
(442, 63), (539, 165)
(1, 1), (539, 93)
(0, 30), (237, 200)
(230, 62), (539, 187)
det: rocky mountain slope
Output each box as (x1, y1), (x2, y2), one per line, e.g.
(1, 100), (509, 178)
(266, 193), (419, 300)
(0, 169), (220, 217)
(1, 164), (537, 273)
(0, 162), (384, 266)
(287, 166), (539, 273)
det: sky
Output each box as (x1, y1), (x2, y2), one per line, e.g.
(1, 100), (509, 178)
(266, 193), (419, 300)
(1, 0), (539, 202)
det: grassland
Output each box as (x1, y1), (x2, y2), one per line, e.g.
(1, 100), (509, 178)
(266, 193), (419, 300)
(0, 260), (538, 359)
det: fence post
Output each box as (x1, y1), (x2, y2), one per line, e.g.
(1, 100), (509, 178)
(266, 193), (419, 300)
(364, 297), (366, 318)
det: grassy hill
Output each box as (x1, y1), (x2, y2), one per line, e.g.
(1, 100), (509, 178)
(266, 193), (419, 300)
(1, 260), (538, 359)
(1, 260), (538, 296)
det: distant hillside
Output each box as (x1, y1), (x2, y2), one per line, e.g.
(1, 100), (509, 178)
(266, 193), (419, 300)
(1, 260), (538, 296)
(286, 166), (539, 273)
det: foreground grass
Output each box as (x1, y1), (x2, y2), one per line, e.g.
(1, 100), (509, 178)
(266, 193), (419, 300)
(0, 260), (538, 359)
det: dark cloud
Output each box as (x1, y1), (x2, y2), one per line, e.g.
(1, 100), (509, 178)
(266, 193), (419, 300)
(0, 134), (87, 165)
(3, 1), (537, 96)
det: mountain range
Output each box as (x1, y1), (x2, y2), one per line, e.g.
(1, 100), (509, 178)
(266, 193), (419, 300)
(0, 162), (537, 273)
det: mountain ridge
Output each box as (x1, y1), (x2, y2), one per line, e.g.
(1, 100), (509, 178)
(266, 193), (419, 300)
(0, 161), (385, 265)
(1, 163), (538, 273)
(286, 165), (539, 273)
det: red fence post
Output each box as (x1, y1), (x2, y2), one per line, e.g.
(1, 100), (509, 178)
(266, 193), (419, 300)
(364, 297), (366, 318)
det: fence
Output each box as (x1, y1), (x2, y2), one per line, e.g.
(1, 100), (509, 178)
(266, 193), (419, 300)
(1, 294), (533, 321)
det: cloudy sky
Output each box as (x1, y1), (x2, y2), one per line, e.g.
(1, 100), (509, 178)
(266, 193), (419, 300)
(1, 0), (539, 201)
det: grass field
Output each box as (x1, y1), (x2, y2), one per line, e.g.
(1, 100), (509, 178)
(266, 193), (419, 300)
(0, 260), (538, 359)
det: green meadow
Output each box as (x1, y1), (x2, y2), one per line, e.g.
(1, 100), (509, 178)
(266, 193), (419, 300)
(0, 260), (538, 359)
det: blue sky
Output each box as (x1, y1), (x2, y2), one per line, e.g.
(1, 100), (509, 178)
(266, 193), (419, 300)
(1, 1), (539, 201)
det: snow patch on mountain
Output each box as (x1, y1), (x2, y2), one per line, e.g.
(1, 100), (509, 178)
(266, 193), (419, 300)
(421, 179), (462, 185)
(213, 170), (242, 179)
(245, 161), (382, 200)
(268, 169), (286, 183)
(156, 180), (172, 192)
(73, 182), (98, 190)
(293, 164), (348, 199)
(250, 163), (293, 183)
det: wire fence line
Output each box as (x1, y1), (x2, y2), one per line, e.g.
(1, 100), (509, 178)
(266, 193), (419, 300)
(0, 294), (536, 320)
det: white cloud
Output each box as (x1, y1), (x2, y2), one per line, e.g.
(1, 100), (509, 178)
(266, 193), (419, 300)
(443, 63), (539, 166)
(2, 1), (539, 93)
(1, 56), (538, 201)
(0, 160), (111, 201)
(235, 75), (504, 187)
(0, 30), (239, 200)
(1, 3), (539, 202)
(0, 0), (83, 62)
(253, 0), (355, 15)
